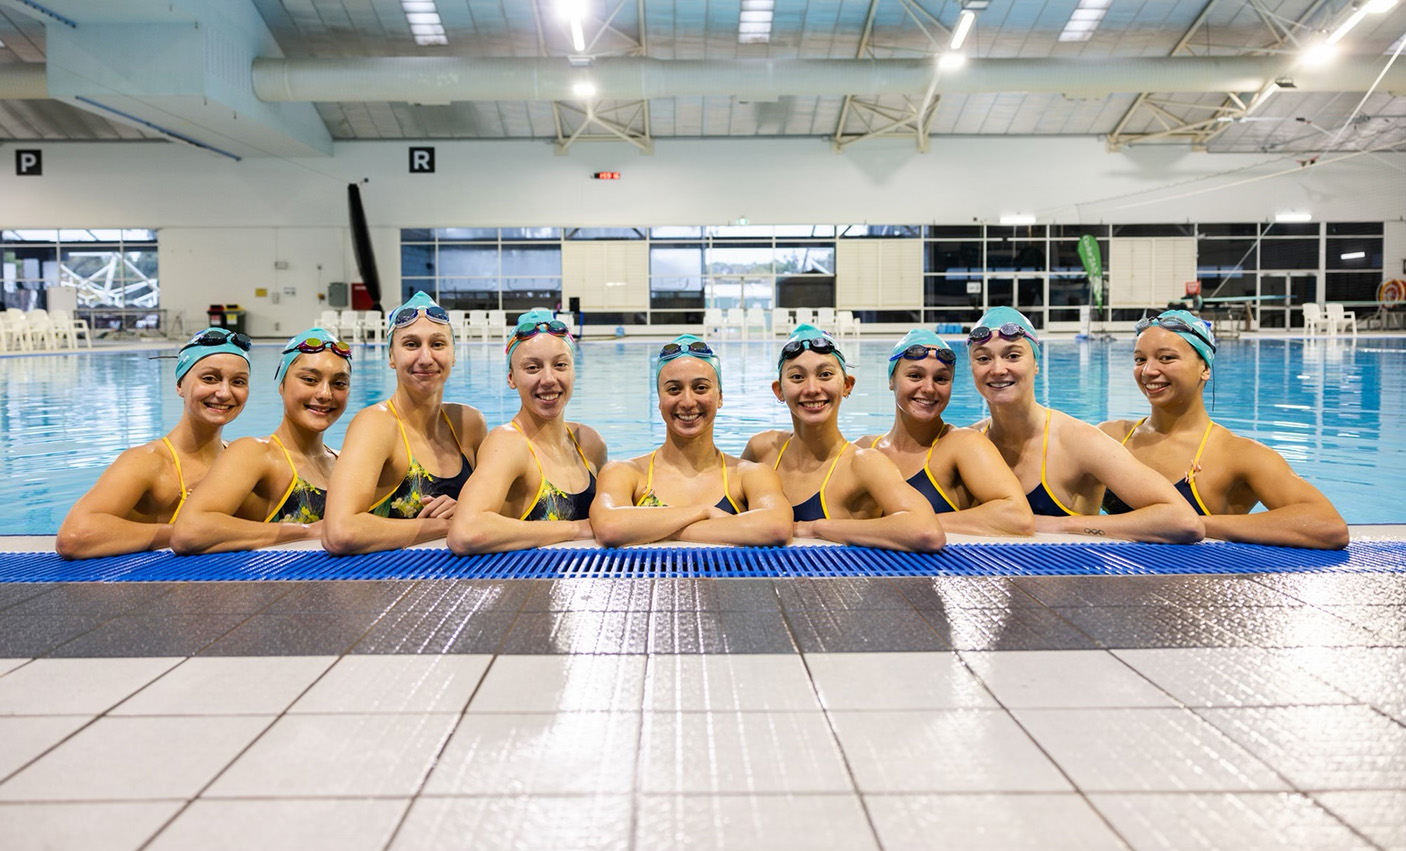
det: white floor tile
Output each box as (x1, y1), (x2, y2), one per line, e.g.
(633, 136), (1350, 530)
(636, 793), (878, 851)
(467, 655), (644, 713)
(962, 650), (1176, 708)
(827, 709), (1069, 793)
(423, 712), (639, 795)
(290, 655), (489, 714)
(1314, 791), (1406, 851)
(804, 652), (997, 711)
(0, 659), (27, 677)
(147, 798), (409, 851)
(0, 801), (183, 851)
(0, 716), (90, 779)
(645, 654), (820, 711)
(1112, 648), (1355, 707)
(1284, 647), (1406, 708)
(639, 711), (852, 794)
(208, 713), (457, 797)
(393, 796), (632, 851)
(1013, 708), (1289, 792)
(1089, 792), (1373, 851)
(0, 658), (181, 716)
(0, 716), (271, 801)
(865, 793), (1126, 851)
(113, 656), (335, 716)
(1196, 705), (1406, 790)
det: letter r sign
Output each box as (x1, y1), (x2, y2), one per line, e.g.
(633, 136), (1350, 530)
(16, 150), (42, 176)
(409, 147), (435, 174)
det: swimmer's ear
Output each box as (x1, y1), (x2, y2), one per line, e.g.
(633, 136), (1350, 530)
(771, 379), (783, 402)
(843, 373), (856, 396)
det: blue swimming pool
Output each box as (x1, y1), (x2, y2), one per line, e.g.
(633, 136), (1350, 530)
(3, 335), (1403, 533)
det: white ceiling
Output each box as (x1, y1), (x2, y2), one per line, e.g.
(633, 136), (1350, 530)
(1, 0), (1403, 154)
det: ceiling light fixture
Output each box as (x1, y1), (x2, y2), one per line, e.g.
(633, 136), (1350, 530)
(938, 53), (966, 70)
(573, 81), (597, 98)
(1341, 251), (1366, 260)
(1275, 212), (1312, 223)
(950, 10), (976, 50)
(402, 0), (447, 46)
(999, 214), (1036, 225)
(739, 0), (774, 44)
(1058, 0), (1109, 42)
(559, 0), (588, 52)
(1300, 41), (1337, 66)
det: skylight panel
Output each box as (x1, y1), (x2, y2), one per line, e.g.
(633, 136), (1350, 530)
(739, 0), (774, 44)
(402, 0), (447, 46)
(1058, 0), (1108, 42)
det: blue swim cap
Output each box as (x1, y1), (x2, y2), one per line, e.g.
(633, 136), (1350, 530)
(970, 306), (1041, 365)
(275, 327), (351, 384)
(386, 290), (450, 341)
(888, 328), (955, 378)
(778, 324), (847, 375)
(655, 334), (720, 387)
(175, 327), (251, 385)
(506, 307), (573, 362)
(1141, 309), (1217, 368)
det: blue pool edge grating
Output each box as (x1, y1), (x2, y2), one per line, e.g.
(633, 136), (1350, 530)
(0, 541), (1402, 583)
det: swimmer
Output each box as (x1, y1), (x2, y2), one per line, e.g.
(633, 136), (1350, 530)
(55, 327), (251, 559)
(447, 308), (607, 554)
(857, 328), (1034, 537)
(591, 335), (791, 547)
(323, 291), (487, 555)
(171, 328), (351, 554)
(1099, 309), (1348, 549)
(742, 324), (946, 552)
(968, 306), (1203, 544)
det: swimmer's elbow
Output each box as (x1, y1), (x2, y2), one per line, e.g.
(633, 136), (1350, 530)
(446, 521), (493, 556)
(1313, 517), (1350, 550)
(168, 526), (205, 557)
(591, 520), (632, 549)
(1168, 509), (1204, 544)
(911, 523), (947, 553)
(321, 521), (365, 557)
(998, 499), (1036, 537)
(54, 525), (87, 560)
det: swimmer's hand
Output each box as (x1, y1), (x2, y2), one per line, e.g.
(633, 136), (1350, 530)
(571, 519), (594, 540)
(416, 495), (457, 519)
(793, 520), (816, 539)
(703, 505), (731, 521)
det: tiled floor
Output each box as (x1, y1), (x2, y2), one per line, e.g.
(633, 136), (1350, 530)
(1, 569), (1404, 850)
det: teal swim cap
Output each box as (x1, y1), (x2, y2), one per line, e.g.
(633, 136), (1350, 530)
(655, 334), (720, 388)
(887, 328), (955, 378)
(175, 327), (252, 385)
(506, 307), (572, 362)
(969, 306), (1041, 365)
(1139, 309), (1217, 367)
(386, 290), (450, 342)
(778, 324), (847, 375)
(275, 327), (351, 384)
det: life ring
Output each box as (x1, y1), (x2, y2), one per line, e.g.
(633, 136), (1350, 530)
(1379, 279), (1405, 307)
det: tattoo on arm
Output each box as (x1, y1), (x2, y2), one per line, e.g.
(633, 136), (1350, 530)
(1081, 527), (1107, 537)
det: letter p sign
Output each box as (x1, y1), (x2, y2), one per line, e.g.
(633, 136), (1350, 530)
(409, 147), (435, 174)
(16, 150), (42, 176)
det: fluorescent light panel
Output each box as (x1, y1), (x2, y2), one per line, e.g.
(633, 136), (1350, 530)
(1058, 0), (1107, 42)
(950, 10), (975, 50)
(1000, 214), (1036, 225)
(1341, 251), (1366, 260)
(739, 0), (773, 44)
(403, 0), (447, 45)
(1275, 212), (1312, 223)
(938, 53), (966, 69)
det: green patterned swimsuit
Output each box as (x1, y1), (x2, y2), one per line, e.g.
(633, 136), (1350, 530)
(634, 449), (741, 514)
(513, 422), (597, 521)
(265, 434), (332, 524)
(369, 401), (473, 519)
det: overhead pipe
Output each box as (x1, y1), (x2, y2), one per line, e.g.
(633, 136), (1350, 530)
(0, 64), (47, 99)
(250, 56), (1406, 103)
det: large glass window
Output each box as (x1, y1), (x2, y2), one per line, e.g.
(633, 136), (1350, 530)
(2, 228), (159, 312)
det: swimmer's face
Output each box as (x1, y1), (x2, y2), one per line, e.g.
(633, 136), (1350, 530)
(508, 332), (574, 419)
(658, 356), (721, 439)
(968, 337), (1036, 406)
(176, 353), (249, 427)
(1133, 326), (1209, 405)
(389, 315), (453, 391)
(773, 349), (853, 425)
(280, 349), (351, 433)
(890, 348), (953, 423)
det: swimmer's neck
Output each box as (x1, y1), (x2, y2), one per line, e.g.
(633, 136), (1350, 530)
(389, 387), (446, 431)
(889, 409), (947, 450)
(512, 409), (571, 444)
(166, 418), (224, 459)
(273, 419), (328, 458)
(986, 397), (1046, 441)
(660, 431), (721, 469)
(1146, 394), (1210, 434)
(789, 419), (849, 460)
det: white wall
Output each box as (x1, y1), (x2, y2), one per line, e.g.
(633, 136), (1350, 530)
(4, 137), (1404, 334)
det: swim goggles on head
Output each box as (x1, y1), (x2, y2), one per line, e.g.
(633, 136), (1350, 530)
(659, 340), (715, 360)
(282, 337), (353, 359)
(390, 304), (451, 328)
(779, 336), (841, 362)
(1134, 315), (1217, 352)
(509, 319), (571, 343)
(888, 344), (957, 366)
(182, 328), (252, 353)
(966, 322), (1036, 347)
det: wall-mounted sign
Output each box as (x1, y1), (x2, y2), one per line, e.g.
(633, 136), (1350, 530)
(593, 171), (620, 180)
(409, 147), (435, 173)
(15, 150), (41, 176)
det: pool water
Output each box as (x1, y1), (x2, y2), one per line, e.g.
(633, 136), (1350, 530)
(3, 336), (1403, 534)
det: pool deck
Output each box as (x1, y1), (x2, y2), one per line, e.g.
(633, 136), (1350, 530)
(1, 529), (1403, 850)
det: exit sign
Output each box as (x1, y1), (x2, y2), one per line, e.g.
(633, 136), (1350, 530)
(593, 171), (620, 180)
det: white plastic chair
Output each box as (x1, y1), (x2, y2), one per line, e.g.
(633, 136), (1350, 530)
(339, 309), (364, 344)
(770, 308), (793, 337)
(486, 309), (510, 343)
(318, 309), (343, 339)
(703, 307), (725, 337)
(1325, 302), (1358, 337)
(359, 310), (384, 345)
(744, 307), (768, 338)
(816, 307), (837, 331)
(24, 309), (59, 350)
(554, 312), (578, 337)
(4, 308), (35, 351)
(49, 308), (92, 349)
(836, 309), (862, 341)
(1301, 303), (1327, 336)
(467, 310), (491, 342)
(723, 307), (747, 340)
(791, 308), (814, 331)
(447, 310), (471, 344)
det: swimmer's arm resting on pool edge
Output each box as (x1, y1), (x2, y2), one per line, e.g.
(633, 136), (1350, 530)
(674, 460), (792, 547)
(931, 428), (1035, 537)
(170, 437), (320, 555)
(589, 459), (727, 547)
(322, 406), (456, 556)
(445, 424), (599, 555)
(56, 442), (180, 559)
(805, 449), (947, 553)
(1201, 436), (1349, 550)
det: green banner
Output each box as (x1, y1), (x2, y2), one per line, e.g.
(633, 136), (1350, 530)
(1078, 234), (1104, 308)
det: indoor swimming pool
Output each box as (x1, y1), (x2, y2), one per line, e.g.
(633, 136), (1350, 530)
(2, 335), (1403, 534)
